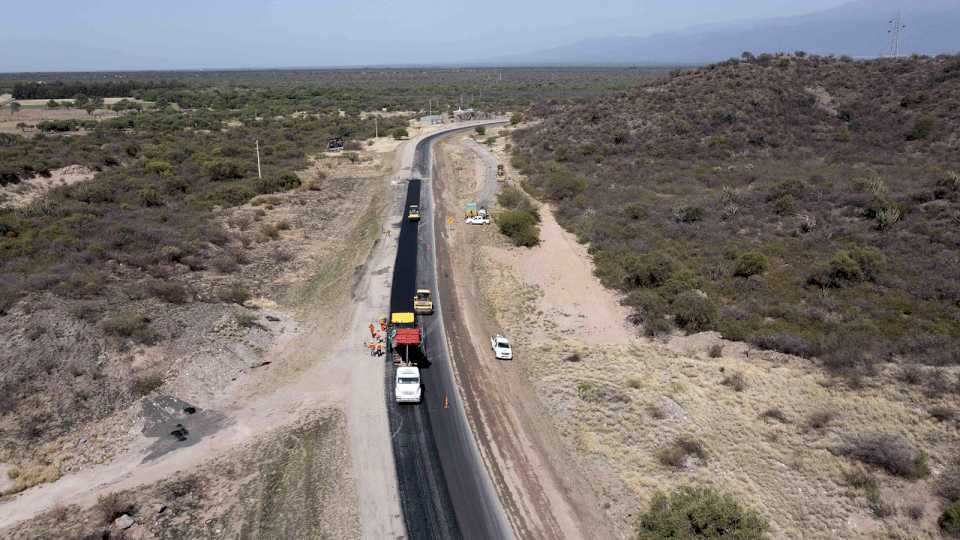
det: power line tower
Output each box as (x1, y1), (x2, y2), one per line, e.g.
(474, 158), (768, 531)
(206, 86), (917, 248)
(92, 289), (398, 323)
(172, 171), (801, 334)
(887, 11), (906, 57)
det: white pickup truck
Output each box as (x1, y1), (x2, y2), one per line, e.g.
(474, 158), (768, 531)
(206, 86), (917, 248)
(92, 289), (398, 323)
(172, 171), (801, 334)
(394, 366), (422, 403)
(491, 334), (513, 360)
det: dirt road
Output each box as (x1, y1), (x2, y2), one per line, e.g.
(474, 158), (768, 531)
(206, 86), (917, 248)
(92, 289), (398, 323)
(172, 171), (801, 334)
(433, 134), (616, 540)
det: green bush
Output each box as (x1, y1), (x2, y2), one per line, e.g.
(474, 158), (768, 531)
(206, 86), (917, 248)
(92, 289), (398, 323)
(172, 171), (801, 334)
(392, 127), (408, 140)
(496, 209), (540, 247)
(255, 172), (301, 195)
(808, 247), (884, 288)
(734, 252), (769, 278)
(497, 185), (538, 218)
(474, 126), (486, 136)
(940, 501), (960, 538)
(217, 282), (251, 305)
(204, 158), (246, 181)
(637, 486), (768, 539)
(623, 253), (675, 289)
(543, 169), (586, 201)
(673, 291), (717, 332)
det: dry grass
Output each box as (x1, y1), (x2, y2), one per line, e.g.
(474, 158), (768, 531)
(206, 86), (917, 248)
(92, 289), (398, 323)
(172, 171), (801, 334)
(2, 462), (62, 495)
(473, 239), (960, 538)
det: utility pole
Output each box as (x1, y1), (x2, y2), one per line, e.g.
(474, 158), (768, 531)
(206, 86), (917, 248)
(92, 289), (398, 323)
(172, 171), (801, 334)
(888, 11), (906, 57)
(374, 116), (378, 138)
(255, 139), (262, 179)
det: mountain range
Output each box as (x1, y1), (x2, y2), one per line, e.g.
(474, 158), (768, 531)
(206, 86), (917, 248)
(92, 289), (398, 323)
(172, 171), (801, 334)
(500, 0), (960, 65)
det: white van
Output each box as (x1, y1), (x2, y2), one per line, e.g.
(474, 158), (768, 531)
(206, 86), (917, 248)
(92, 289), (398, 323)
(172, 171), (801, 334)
(395, 366), (422, 403)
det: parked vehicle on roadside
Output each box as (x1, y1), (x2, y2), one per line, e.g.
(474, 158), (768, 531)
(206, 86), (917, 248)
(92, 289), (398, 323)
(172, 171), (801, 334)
(465, 215), (490, 225)
(395, 366), (422, 403)
(408, 204), (421, 221)
(491, 334), (513, 360)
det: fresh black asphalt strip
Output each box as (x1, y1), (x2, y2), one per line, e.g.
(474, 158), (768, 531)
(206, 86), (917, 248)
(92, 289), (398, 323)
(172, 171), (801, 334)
(384, 129), (511, 540)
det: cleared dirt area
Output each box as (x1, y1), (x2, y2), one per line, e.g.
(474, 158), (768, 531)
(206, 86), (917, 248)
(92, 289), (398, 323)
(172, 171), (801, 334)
(4, 410), (358, 539)
(445, 126), (960, 539)
(434, 133), (615, 540)
(0, 165), (95, 208)
(0, 104), (119, 134)
(0, 135), (411, 537)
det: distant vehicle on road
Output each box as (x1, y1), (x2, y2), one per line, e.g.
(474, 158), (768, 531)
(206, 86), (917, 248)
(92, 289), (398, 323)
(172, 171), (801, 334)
(414, 289), (434, 315)
(491, 334), (513, 360)
(408, 204), (421, 221)
(395, 366), (422, 403)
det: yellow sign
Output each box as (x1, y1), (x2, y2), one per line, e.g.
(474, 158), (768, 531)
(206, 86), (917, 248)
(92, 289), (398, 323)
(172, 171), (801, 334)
(447, 216), (454, 225)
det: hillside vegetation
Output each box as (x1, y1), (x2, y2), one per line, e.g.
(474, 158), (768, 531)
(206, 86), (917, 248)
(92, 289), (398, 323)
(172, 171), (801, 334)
(513, 54), (960, 375)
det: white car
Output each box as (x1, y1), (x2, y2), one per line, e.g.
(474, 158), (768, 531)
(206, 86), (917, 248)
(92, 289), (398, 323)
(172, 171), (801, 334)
(465, 216), (490, 225)
(394, 366), (422, 403)
(491, 335), (513, 360)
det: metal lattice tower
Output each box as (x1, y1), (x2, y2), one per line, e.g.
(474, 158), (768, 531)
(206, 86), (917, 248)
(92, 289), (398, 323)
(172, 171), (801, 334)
(887, 11), (906, 57)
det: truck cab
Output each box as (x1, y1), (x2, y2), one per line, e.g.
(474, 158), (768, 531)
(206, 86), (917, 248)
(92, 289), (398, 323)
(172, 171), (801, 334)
(413, 289), (434, 315)
(408, 204), (421, 221)
(395, 366), (422, 403)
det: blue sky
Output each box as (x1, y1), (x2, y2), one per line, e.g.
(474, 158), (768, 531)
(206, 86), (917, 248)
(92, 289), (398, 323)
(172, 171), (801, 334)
(1, 0), (851, 71)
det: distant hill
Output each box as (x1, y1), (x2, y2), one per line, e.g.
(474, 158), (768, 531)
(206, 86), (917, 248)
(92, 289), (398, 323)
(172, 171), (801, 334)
(504, 0), (960, 64)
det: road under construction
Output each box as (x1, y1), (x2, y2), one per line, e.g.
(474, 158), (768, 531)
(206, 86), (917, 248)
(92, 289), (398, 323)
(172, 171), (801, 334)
(383, 127), (512, 540)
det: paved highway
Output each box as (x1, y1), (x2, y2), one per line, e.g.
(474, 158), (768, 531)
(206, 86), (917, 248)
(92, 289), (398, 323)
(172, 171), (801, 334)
(384, 125), (512, 540)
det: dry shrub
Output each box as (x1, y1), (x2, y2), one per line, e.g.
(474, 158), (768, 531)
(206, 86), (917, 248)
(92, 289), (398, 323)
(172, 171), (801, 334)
(101, 311), (158, 344)
(562, 352), (581, 362)
(5, 463), (61, 495)
(708, 343), (724, 358)
(146, 279), (190, 304)
(626, 378), (643, 389)
(646, 404), (667, 420)
(834, 433), (930, 479)
(210, 253), (240, 273)
(95, 492), (134, 525)
(931, 407), (957, 423)
(133, 372), (164, 396)
(234, 310), (258, 328)
(938, 459), (960, 502)
(657, 437), (707, 469)
(217, 282), (251, 305)
(760, 407), (790, 423)
(269, 248), (293, 263)
(805, 408), (837, 430)
(721, 372), (747, 392)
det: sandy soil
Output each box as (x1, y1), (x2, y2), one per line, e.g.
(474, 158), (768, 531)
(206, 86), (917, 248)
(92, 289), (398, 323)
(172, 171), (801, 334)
(0, 165), (95, 208)
(434, 133), (616, 540)
(451, 125), (960, 539)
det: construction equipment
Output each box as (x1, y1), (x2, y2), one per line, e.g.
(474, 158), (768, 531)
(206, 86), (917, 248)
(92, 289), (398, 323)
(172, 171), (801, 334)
(408, 204), (421, 221)
(414, 289), (434, 315)
(496, 164), (505, 179)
